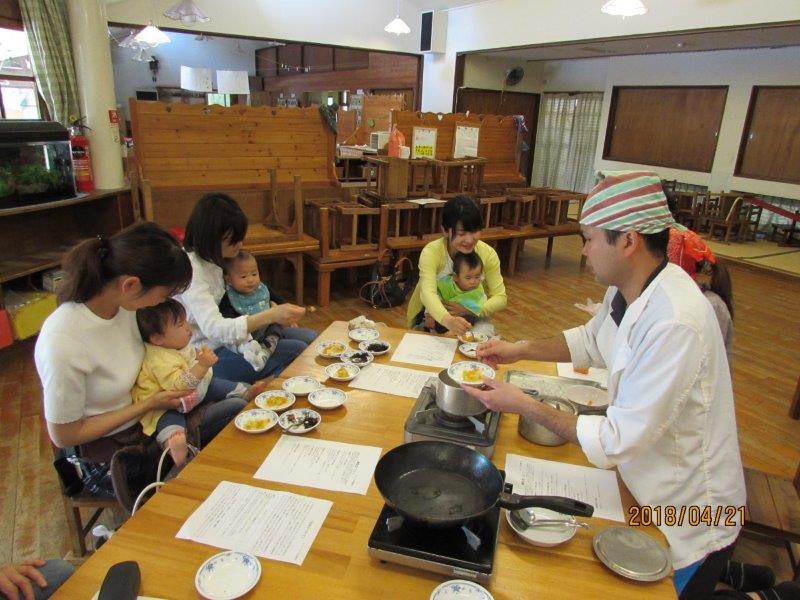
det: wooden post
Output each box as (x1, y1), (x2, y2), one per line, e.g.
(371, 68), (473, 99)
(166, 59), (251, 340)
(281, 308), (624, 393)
(293, 175), (303, 236)
(320, 207), (330, 259)
(378, 204), (389, 254)
(142, 179), (154, 221)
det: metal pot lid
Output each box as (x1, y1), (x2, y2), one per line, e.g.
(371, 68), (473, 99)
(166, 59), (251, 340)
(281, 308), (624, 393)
(592, 527), (671, 582)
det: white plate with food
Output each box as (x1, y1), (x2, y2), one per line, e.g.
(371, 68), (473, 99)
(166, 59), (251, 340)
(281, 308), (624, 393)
(315, 340), (348, 359)
(308, 387), (347, 410)
(430, 579), (494, 600)
(234, 409), (278, 434)
(340, 349), (374, 366)
(565, 384), (608, 409)
(458, 331), (488, 344)
(358, 339), (391, 356)
(278, 408), (321, 434)
(195, 551), (261, 600)
(281, 376), (321, 396)
(505, 507), (579, 548)
(324, 362), (360, 382)
(254, 389), (296, 412)
(458, 342), (479, 358)
(348, 327), (380, 342)
(447, 361), (496, 386)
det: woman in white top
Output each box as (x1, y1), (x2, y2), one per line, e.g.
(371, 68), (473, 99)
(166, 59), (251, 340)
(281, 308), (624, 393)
(35, 223), (241, 497)
(178, 193), (315, 383)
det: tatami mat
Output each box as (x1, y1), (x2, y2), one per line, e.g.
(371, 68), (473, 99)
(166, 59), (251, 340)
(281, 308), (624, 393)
(744, 250), (800, 276)
(705, 238), (796, 260)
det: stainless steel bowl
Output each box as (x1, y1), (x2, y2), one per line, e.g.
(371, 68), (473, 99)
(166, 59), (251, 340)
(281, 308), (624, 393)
(434, 369), (487, 417)
(518, 396), (577, 446)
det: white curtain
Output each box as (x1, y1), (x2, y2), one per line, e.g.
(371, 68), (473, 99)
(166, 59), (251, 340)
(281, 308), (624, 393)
(531, 93), (604, 193)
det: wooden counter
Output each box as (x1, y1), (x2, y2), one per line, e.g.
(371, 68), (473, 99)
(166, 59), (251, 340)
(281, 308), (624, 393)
(54, 322), (675, 599)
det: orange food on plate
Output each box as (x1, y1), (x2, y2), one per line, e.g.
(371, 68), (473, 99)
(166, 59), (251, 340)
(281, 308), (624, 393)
(264, 395), (286, 407)
(573, 367), (589, 375)
(336, 367), (350, 378)
(462, 368), (482, 382)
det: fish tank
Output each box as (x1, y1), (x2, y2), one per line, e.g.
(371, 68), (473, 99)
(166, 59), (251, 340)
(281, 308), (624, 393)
(0, 120), (76, 209)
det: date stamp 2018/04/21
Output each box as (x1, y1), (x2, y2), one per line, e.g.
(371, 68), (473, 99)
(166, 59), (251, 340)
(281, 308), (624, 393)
(628, 505), (745, 527)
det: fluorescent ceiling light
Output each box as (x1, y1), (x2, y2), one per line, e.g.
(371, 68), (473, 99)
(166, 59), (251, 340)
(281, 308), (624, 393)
(133, 22), (171, 47)
(164, 0), (210, 24)
(601, 0), (647, 17)
(384, 16), (411, 35)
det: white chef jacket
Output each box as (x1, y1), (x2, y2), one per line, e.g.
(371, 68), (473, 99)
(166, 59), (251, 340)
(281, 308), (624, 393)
(564, 262), (745, 569)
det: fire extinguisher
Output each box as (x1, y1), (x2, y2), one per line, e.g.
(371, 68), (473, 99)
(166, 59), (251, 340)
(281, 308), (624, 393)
(69, 118), (94, 193)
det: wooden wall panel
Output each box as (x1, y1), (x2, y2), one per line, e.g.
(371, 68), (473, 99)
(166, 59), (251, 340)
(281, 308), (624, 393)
(334, 48), (369, 71)
(603, 86), (727, 172)
(0, 0), (22, 30)
(340, 93), (405, 145)
(278, 43), (303, 76)
(303, 45), (333, 73)
(391, 110), (525, 184)
(255, 47), (277, 78)
(736, 86), (800, 184)
(130, 100), (337, 189)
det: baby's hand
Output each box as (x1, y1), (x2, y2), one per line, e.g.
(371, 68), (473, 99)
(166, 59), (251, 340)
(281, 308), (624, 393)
(197, 346), (218, 368)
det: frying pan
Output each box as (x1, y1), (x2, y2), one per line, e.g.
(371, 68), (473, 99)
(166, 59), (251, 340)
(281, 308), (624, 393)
(374, 441), (594, 528)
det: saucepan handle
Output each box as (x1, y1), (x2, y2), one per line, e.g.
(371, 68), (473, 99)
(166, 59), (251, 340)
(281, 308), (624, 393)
(497, 493), (594, 517)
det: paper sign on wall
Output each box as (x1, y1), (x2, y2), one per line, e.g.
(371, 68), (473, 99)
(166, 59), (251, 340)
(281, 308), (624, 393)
(216, 70), (250, 95)
(453, 122), (480, 158)
(412, 126), (438, 159)
(180, 66), (212, 92)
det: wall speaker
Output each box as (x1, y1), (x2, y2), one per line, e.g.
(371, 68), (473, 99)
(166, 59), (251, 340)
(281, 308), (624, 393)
(420, 10), (447, 54)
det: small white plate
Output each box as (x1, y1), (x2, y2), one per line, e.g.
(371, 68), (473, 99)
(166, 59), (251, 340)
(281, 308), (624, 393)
(458, 331), (488, 344)
(505, 507), (578, 547)
(308, 387), (347, 410)
(315, 340), (348, 359)
(340, 349), (374, 366)
(254, 389), (296, 412)
(278, 408), (321, 434)
(234, 409), (278, 434)
(348, 327), (380, 342)
(325, 362), (360, 382)
(565, 384), (608, 408)
(458, 342), (478, 358)
(430, 579), (494, 600)
(282, 376), (321, 396)
(358, 339), (391, 355)
(447, 361), (496, 386)
(195, 551), (261, 600)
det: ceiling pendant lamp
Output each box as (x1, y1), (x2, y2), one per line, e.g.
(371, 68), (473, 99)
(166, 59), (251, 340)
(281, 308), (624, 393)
(133, 21), (171, 47)
(164, 0), (210, 25)
(384, 0), (411, 35)
(600, 0), (647, 17)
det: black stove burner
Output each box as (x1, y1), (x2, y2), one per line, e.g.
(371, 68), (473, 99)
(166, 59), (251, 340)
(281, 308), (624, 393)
(432, 409), (475, 429)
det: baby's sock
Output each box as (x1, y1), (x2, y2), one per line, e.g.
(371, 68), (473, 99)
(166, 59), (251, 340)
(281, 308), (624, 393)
(166, 430), (188, 468)
(720, 561), (776, 592)
(259, 334), (280, 360)
(241, 339), (267, 370)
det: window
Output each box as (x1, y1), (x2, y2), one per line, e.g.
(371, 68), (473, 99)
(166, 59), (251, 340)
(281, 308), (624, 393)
(0, 27), (41, 119)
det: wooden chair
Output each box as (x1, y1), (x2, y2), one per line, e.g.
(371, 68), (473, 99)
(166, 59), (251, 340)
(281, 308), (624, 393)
(742, 461), (800, 579)
(673, 191), (701, 229)
(707, 196), (750, 242)
(741, 201), (764, 242)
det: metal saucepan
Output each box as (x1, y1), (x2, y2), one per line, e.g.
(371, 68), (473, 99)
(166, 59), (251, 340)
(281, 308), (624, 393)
(435, 369), (486, 417)
(518, 396), (577, 446)
(373, 441), (594, 529)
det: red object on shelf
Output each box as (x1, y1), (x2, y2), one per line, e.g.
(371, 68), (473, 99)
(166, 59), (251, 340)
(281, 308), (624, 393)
(70, 131), (95, 193)
(168, 227), (185, 243)
(0, 309), (12, 349)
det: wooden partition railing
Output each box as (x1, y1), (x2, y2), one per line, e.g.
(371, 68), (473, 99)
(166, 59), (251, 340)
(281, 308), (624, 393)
(390, 111), (525, 186)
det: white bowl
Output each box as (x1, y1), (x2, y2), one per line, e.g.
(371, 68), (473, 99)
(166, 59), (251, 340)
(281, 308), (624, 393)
(505, 507), (578, 548)
(234, 409), (278, 434)
(315, 340), (348, 359)
(195, 551), (261, 600)
(430, 579), (494, 600)
(458, 342), (478, 358)
(340, 348), (374, 366)
(447, 361), (496, 386)
(348, 327), (380, 342)
(254, 389), (296, 412)
(358, 339), (391, 355)
(325, 362), (360, 382)
(308, 387), (347, 410)
(281, 376), (321, 396)
(458, 331), (488, 344)
(278, 408), (321, 434)
(565, 384), (608, 408)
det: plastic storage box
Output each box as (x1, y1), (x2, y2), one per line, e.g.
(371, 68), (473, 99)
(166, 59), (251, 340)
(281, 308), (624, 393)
(5, 290), (57, 340)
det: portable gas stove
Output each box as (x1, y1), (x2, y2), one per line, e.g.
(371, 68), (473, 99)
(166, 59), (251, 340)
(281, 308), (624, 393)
(404, 382), (501, 457)
(367, 477), (508, 583)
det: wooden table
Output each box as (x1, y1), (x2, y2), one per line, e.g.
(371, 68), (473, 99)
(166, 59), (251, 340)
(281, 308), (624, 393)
(55, 322), (675, 599)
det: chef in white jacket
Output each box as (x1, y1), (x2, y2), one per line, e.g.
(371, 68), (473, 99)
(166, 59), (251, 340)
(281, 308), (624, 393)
(464, 171), (746, 599)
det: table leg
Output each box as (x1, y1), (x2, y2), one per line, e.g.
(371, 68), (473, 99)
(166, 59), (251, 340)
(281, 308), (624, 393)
(318, 270), (331, 307)
(290, 253), (304, 305)
(545, 236), (554, 269)
(508, 238), (519, 276)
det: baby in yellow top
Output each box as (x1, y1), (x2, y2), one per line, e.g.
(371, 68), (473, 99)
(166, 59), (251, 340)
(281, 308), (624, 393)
(132, 299), (263, 467)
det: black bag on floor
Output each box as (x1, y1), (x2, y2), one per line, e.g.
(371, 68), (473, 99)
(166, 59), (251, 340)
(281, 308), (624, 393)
(359, 251), (416, 309)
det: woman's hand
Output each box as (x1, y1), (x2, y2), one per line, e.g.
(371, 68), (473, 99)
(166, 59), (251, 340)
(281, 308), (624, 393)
(0, 560), (48, 600)
(442, 301), (471, 317)
(146, 390), (184, 411)
(460, 379), (532, 414)
(270, 303), (306, 326)
(440, 314), (471, 336)
(476, 338), (526, 368)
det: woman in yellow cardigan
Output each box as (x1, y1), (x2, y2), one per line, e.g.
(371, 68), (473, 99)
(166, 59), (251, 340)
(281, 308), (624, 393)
(406, 196), (507, 337)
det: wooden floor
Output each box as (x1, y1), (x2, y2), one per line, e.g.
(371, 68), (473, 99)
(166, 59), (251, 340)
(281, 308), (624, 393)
(1, 235), (798, 580)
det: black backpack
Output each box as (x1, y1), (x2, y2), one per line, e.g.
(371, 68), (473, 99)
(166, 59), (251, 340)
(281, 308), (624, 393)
(359, 251), (416, 309)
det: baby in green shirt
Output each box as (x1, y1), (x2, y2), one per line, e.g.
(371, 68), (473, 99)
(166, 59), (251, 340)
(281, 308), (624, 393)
(423, 252), (487, 333)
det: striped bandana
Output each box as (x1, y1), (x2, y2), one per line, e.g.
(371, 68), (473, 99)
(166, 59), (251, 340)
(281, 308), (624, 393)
(580, 170), (674, 234)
